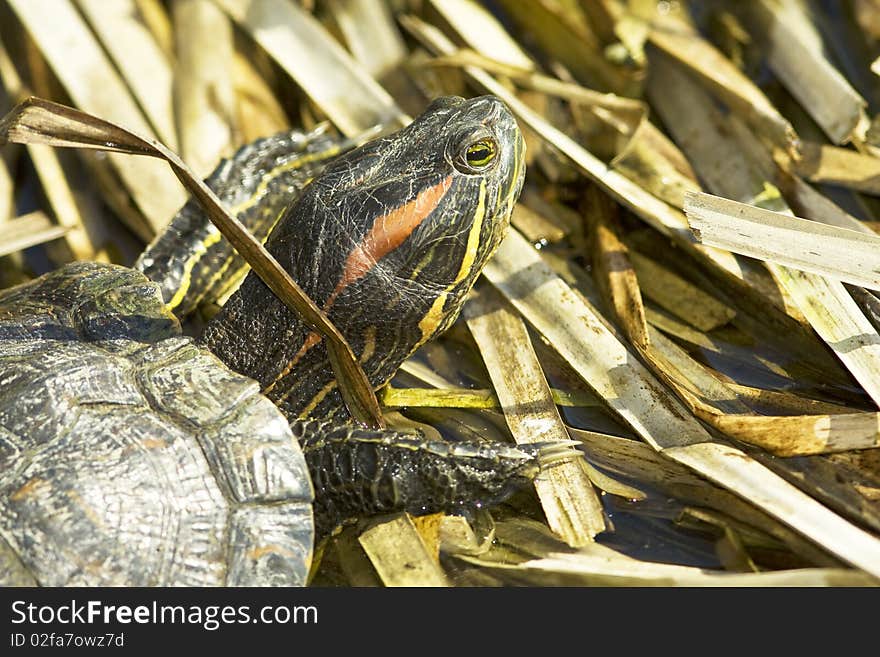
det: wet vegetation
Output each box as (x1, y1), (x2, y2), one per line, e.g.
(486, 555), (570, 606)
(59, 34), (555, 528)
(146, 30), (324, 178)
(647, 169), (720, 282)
(2, 0), (880, 586)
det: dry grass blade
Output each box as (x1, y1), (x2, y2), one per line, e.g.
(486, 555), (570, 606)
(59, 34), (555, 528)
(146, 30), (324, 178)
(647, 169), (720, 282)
(749, 126), (880, 251)
(172, 0), (236, 177)
(664, 441), (880, 579)
(587, 186), (649, 349)
(795, 141), (880, 196)
(686, 192), (880, 293)
(19, 145), (96, 261)
(214, 0), (407, 137)
(608, 120), (701, 209)
(7, 0), (186, 236)
(646, 51), (771, 211)
(0, 155), (10, 224)
(484, 229), (711, 451)
(427, 0), (534, 69)
(458, 550), (874, 586)
(647, 15), (798, 157)
(580, 462), (648, 502)
(746, 0), (869, 145)
(713, 412), (880, 456)
(640, 325), (755, 416)
(510, 204), (566, 245)
(0, 211), (68, 256)
(726, 383), (863, 415)
(231, 50), (290, 143)
(489, 0), (637, 95)
(771, 268), (880, 412)
(357, 514), (449, 586)
(381, 386), (499, 409)
(77, 0), (177, 149)
(485, 228), (880, 578)
(379, 386), (598, 410)
(572, 428), (843, 567)
(758, 449), (880, 535)
(133, 0), (173, 57)
(629, 250), (736, 332)
(0, 38), (95, 261)
(644, 324), (880, 456)
(327, 0), (407, 78)
(773, 164), (876, 233)
(679, 507), (760, 573)
(0, 97), (383, 429)
(472, 515), (867, 584)
(326, 527), (383, 586)
(438, 513), (495, 557)
(465, 288), (606, 545)
(426, 50), (647, 126)
(574, 0), (619, 44)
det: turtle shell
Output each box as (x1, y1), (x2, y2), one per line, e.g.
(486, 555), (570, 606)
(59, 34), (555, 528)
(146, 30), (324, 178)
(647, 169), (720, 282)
(0, 262), (313, 586)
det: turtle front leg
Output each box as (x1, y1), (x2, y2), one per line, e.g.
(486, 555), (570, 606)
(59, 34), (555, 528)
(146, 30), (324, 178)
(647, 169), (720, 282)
(293, 418), (578, 538)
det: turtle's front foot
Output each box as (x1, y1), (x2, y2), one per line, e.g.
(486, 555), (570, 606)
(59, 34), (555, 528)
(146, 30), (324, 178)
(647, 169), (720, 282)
(294, 419), (581, 538)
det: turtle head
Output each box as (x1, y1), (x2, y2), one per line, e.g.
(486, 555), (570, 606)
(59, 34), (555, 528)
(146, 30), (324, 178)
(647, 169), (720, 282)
(202, 95), (525, 419)
(298, 94), (525, 342)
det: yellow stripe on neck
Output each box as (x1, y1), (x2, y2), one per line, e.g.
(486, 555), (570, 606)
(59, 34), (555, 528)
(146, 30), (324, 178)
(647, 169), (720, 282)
(165, 146), (338, 312)
(417, 180), (487, 342)
(299, 380), (338, 418)
(229, 147), (339, 218)
(166, 230), (222, 310)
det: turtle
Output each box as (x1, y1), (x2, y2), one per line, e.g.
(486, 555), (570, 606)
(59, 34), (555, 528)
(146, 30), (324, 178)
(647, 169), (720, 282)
(0, 95), (564, 586)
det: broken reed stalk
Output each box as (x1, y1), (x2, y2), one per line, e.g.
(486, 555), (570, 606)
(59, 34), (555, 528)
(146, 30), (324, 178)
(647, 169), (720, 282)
(686, 192), (880, 293)
(465, 287), (606, 546)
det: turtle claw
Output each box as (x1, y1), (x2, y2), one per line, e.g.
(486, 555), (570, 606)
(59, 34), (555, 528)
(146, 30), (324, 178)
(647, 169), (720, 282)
(526, 440), (584, 470)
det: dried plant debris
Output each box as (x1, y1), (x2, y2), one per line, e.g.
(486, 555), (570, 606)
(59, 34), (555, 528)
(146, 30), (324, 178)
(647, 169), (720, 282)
(465, 286), (606, 545)
(3, 0), (880, 586)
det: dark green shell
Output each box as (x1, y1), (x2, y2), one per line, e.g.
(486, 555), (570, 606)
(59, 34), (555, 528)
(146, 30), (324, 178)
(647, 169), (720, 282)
(0, 263), (313, 586)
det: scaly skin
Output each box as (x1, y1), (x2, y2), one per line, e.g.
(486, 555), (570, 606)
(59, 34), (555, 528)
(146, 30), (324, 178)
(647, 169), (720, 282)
(145, 96), (542, 537)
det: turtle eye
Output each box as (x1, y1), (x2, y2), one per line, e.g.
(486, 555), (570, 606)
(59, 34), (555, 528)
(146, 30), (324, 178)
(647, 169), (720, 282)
(456, 138), (497, 173)
(466, 139), (496, 168)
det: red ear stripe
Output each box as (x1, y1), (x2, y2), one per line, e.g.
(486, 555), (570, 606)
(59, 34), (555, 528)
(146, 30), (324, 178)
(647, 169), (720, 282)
(264, 174), (455, 397)
(324, 175), (454, 311)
